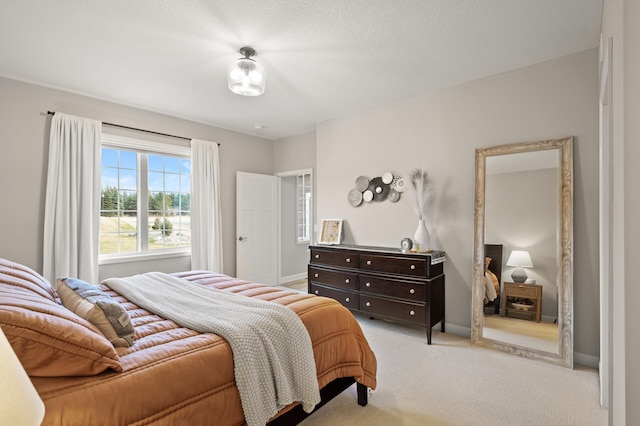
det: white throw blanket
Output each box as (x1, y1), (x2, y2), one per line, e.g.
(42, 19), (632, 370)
(103, 272), (320, 426)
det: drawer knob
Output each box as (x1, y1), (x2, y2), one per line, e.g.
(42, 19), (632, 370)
(409, 288), (415, 294)
(367, 260), (372, 265)
(315, 254), (320, 259)
(366, 301), (371, 307)
(410, 265), (416, 270)
(345, 297), (350, 302)
(314, 290), (319, 295)
(314, 273), (319, 278)
(410, 310), (415, 316)
(346, 258), (351, 263)
(365, 282), (371, 287)
(345, 278), (350, 284)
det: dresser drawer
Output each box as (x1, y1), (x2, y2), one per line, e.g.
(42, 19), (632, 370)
(359, 275), (425, 302)
(310, 248), (359, 268)
(360, 295), (425, 325)
(308, 266), (357, 290)
(360, 254), (427, 278)
(309, 284), (358, 310)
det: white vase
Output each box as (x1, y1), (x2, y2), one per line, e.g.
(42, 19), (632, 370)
(414, 219), (430, 251)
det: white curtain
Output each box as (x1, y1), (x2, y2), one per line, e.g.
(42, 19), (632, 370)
(190, 139), (223, 272)
(43, 113), (101, 285)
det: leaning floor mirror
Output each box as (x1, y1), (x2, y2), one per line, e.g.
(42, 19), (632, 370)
(471, 137), (573, 368)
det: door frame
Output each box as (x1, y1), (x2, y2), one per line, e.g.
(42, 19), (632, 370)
(275, 168), (313, 285)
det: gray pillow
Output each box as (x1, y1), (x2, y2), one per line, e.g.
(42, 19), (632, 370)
(57, 277), (134, 347)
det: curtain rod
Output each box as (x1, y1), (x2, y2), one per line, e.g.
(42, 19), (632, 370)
(47, 111), (219, 145)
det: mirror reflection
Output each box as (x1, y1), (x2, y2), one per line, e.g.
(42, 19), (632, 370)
(483, 150), (559, 354)
(471, 137), (573, 368)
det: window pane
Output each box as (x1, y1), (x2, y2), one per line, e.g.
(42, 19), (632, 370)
(148, 191), (165, 214)
(181, 159), (191, 174)
(165, 173), (180, 192)
(148, 155), (164, 172)
(148, 171), (164, 192)
(164, 157), (180, 173)
(119, 169), (137, 191)
(119, 150), (137, 169)
(101, 148), (118, 167)
(99, 211), (137, 255)
(101, 168), (118, 191)
(120, 190), (137, 212)
(179, 193), (191, 211)
(181, 174), (191, 192)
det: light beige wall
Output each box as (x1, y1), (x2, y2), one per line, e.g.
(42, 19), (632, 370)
(316, 49), (600, 360)
(0, 77), (273, 279)
(273, 132), (317, 279)
(273, 131), (316, 173)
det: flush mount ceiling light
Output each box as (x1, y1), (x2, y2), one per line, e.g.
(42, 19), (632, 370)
(227, 46), (266, 96)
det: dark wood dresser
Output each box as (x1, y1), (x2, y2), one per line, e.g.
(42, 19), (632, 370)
(308, 244), (446, 344)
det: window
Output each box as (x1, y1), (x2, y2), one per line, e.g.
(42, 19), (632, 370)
(99, 134), (191, 258)
(296, 173), (312, 243)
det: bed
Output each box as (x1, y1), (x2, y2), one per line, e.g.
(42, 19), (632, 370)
(483, 244), (503, 315)
(0, 258), (377, 426)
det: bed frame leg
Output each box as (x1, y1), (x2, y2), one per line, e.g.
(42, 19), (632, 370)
(356, 382), (368, 406)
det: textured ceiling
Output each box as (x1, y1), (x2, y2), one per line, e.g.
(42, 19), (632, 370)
(0, 0), (603, 140)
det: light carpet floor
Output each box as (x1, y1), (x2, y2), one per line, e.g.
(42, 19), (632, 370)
(300, 315), (607, 426)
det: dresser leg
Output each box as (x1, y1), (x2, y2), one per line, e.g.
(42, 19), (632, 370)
(426, 327), (432, 345)
(356, 382), (368, 406)
(441, 321), (445, 333)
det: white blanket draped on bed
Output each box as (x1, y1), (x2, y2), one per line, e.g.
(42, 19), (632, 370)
(103, 272), (320, 426)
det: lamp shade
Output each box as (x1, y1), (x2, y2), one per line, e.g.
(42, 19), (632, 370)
(506, 250), (533, 283)
(0, 327), (45, 425)
(227, 47), (266, 96)
(506, 250), (534, 268)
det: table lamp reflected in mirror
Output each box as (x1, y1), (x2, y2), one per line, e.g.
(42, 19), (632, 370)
(506, 250), (534, 283)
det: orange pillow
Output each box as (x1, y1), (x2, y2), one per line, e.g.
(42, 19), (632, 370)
(0, 259), (122, 377)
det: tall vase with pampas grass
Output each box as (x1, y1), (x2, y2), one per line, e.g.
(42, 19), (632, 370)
(409, 168), (433, 251)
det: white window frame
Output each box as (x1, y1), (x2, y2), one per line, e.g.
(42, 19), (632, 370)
(99, 134), (191, 265)
(296, 172), (312, 244)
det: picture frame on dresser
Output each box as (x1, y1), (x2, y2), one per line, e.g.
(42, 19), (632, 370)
(318, 219), (343, 245)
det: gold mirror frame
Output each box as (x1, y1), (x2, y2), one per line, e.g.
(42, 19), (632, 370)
(471, 137), (574, 368)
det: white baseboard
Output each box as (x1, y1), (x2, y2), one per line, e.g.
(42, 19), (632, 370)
(444, 324), (471, 338)
(279, 272), (307, 285)
(575, 352), (599, 369)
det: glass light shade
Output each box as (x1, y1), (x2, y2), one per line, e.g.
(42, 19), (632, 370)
(0, 328), (45, 425)
(227, 57), (266, 96)
(506, 250), (534, 267)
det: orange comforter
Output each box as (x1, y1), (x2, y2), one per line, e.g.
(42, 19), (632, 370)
(32, 271), (377, 426)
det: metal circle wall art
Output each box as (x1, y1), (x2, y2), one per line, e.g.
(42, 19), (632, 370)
(348, 172), (403, 207)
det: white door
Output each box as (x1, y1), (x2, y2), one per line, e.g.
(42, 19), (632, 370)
(236, 172), (278, 286)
